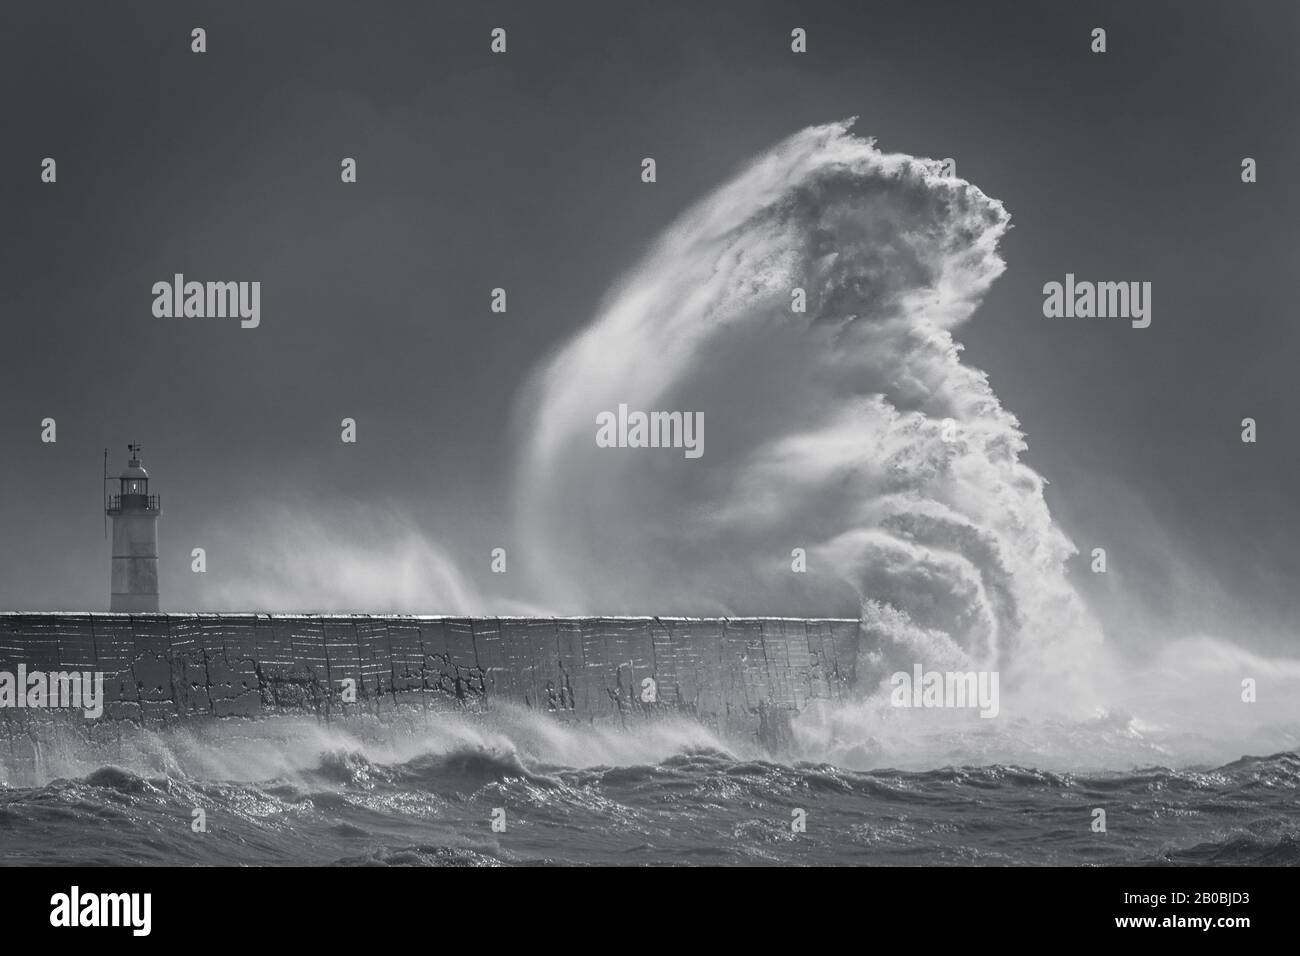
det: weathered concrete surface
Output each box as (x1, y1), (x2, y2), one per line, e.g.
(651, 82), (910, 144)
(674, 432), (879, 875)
(0, 614), (864, 755)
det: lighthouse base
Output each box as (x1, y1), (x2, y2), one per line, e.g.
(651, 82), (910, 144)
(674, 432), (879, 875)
(109, 593), (159, 612)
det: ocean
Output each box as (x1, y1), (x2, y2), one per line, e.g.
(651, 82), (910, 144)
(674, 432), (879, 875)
(2, 708), (1297, 866)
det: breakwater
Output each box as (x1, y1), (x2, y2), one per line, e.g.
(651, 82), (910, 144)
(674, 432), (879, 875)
(0, 614), (864, 754)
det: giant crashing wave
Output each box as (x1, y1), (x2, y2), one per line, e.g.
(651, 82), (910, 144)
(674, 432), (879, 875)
(513, 119), (1103, 690)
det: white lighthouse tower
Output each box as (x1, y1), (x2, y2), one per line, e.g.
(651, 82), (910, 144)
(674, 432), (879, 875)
(106, 443), (161, 612)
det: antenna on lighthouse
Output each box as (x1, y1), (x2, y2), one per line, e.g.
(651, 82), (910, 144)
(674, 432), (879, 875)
(102, 447), (108, 539)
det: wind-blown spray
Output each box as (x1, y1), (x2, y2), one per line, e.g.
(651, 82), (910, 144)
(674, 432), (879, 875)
(515, 120), (1100, 690)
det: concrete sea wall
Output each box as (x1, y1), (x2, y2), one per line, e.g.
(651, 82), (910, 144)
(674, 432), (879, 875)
(0, 614), (865, 755)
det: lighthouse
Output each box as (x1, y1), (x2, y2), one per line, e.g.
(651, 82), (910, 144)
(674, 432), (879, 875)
(106, 443), (161, 612)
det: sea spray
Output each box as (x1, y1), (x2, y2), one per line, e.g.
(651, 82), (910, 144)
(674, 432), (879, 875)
(511, 121), (1300, 764)
(514, 120), (1100, 686)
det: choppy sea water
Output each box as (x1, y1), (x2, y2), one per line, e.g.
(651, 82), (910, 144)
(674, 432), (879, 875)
(2, 708), (1298, 866)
